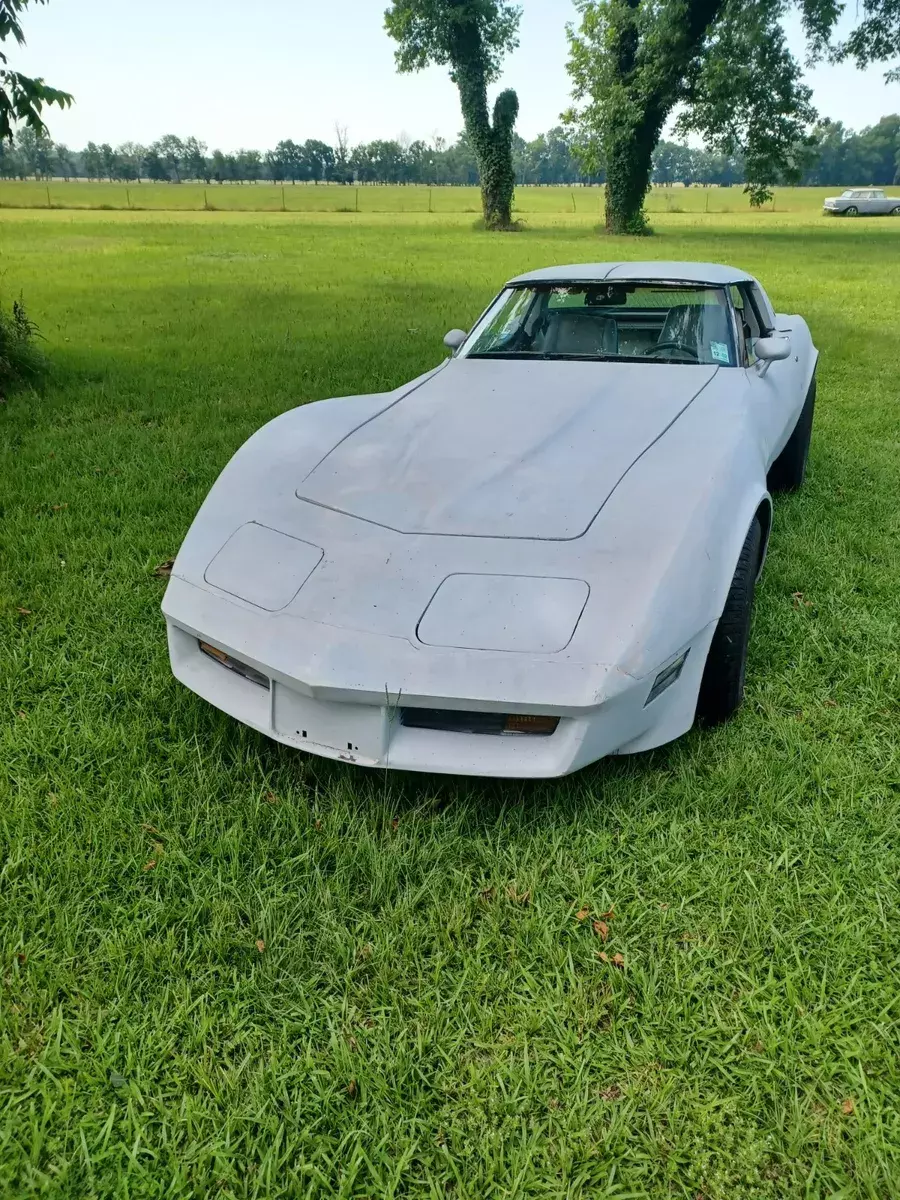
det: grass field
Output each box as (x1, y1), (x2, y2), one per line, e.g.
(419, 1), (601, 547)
(0, 179), (846, 215)
(2, 206), (900, 1199)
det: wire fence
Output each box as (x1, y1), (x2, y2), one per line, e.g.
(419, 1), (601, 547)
(0, 181), (833, 215)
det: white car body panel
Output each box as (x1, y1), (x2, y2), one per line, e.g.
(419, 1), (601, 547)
(163, 262), (818, 777)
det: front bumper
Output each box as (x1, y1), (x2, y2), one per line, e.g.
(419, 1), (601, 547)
(164, 577), (713, 778)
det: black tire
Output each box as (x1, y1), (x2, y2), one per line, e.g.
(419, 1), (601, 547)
(696, 518), (762, 726)
(891, 206), (900, 216)
(767, 376), (815, 493)
(844, 206), (859, 216)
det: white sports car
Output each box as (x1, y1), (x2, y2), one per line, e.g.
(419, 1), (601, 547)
(163, 261), (817, 778)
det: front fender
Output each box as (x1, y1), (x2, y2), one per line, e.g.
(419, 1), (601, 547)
(589, 389), (770, 681)
(167, 364), (446, 587)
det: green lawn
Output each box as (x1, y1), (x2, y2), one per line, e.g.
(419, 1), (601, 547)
(1, 208), (899, 1199)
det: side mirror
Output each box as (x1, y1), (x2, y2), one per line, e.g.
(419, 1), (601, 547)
(443, 329), (467, 351)
(754, 335), (791, 362)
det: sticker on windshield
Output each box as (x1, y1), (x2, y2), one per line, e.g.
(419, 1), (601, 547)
(710, 340), (731, 364)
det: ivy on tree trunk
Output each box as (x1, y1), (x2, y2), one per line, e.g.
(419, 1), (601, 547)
(454, 46), (518, 227)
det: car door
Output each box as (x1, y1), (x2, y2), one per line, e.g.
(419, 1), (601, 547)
(862, 191), (880, 214)
(733, 284), (803, 465)
(873, 191), (890, 214)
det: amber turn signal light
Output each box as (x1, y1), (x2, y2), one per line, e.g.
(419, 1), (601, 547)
(502, 714), (560, 736)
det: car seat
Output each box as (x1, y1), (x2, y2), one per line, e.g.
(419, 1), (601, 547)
(538, 310), (619, 356)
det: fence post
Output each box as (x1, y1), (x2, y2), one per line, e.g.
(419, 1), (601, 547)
(204, 188), (209, 211)
(126, 187), (132, 209)
(355, 187), (359, 213)
(46, 184), (52, 209)
(281, 185), (286, 212)
(428, 187), (432, 213)
(571, 190), (577, 214)
(705, 190), (709, 214)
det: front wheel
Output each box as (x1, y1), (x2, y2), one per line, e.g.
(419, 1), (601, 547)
(844, 205), (859, 216)
(696, 518), (762, 726)
(891, 206), (900, 216)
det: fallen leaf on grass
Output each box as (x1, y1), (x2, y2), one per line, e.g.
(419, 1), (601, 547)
(314, 819), (322, 830)
(823, 699), (838, 708)
(598, 952), (625, 968)
(51, 503), (68, 512)
(17, 711), (26, 719)
(16, 607), (32, 616)
(153, 559), (175, 577)
(601, 1084), (622, 1100)
(391, 817), (399, 831)
(15, 952), (26, 966)
(479, 886), (495, 902)
(507, 886), (530, 904)
(575, 906), (590, 922)
(791, 591), (813, 609)
(142, 859), (157, 872)
(109, 1071), (128, 1089)
(841, 1097), (855, 1115)
(599, 907), (614, 920)
(347, 1078), (358, 1099)
(255, 939), (265, 953)
(593, 920), (609, 941)
(265, 790), (279, 805)
(141, 823), (160, 834)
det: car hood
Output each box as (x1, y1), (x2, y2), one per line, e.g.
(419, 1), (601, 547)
(297, 358), (718, 540)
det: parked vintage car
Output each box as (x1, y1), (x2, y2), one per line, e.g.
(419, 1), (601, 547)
(823, 189), (900, 216)
(163, 262), (818, 778)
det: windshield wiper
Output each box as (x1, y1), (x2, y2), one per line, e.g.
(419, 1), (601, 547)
(466, 351), (643, 363)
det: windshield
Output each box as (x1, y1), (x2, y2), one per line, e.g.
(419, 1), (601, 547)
(461, 282), (736, 366)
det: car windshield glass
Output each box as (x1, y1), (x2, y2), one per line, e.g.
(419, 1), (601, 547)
(841, 190), (856, 197)
(462, 282), (736, 366)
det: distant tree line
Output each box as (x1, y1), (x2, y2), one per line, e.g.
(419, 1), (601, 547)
(1, 117), (898, 188)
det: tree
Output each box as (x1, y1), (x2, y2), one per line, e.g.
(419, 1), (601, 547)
(182, 135), (208, 181)
(99, 141), (118, 181)
(155, 134), (184, 181)
(334, 123), (351, 182)
(300, 138), (334, 182)
(115, 141), (145, 182)
(236, 147), (261, 183)
(1, 0), (72, 142)
(0, 134), (22, 175)
(384, 0), (522, 228)
(15, 123), (51, 175)
(566, 0), (900, 234)
(53, 138), (73, 178)
(82, 140), (102, 180)
(142, 145), (167, 182)
(210, 148), (230, 183)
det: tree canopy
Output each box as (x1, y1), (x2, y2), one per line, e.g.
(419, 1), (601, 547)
(566, 0), (900, 233)
(1, 0), (72, 142)
(384, 0), (522, 228)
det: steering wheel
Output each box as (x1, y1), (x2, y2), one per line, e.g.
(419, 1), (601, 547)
(645, 340), (699, 359)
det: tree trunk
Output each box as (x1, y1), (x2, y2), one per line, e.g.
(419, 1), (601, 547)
(603, 116), (660, 234)
(451, 31), (519, 230)
(471, 89), (518, 228)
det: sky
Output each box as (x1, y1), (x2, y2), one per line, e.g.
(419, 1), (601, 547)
(14, 0), (900, 152)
